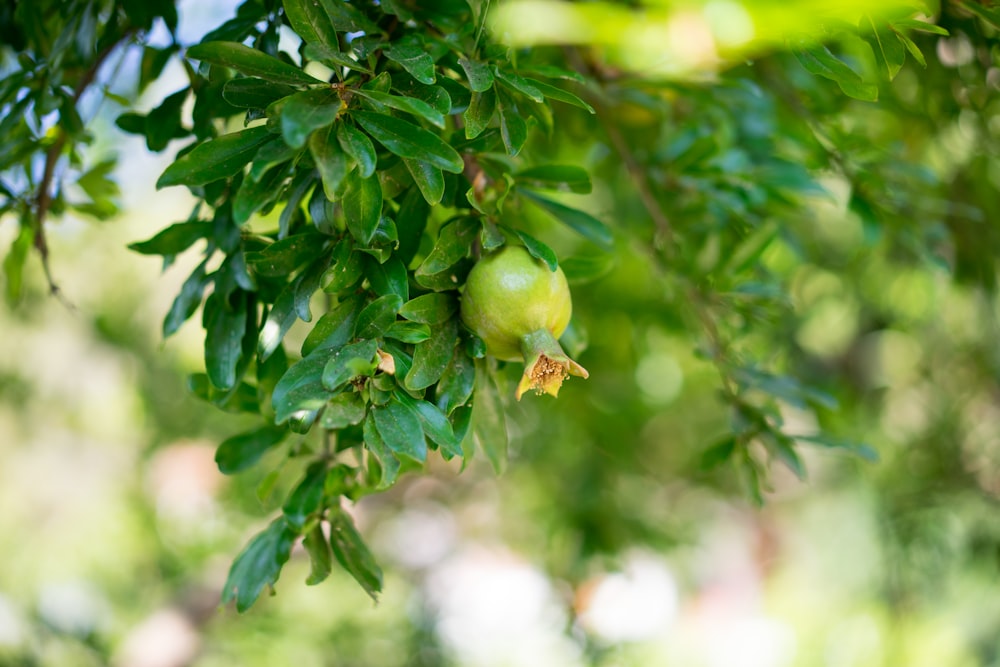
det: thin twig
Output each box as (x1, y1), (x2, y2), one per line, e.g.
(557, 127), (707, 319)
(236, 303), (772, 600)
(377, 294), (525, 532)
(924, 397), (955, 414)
(33, 32), (135, 302)
(568, 47), (677, 257)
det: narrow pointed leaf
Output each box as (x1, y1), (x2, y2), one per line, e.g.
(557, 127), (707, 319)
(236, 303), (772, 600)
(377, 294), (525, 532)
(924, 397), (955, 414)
(514, 165), (592, 194)
(281, 88), (342, 148)
(405, 318), (457, 391)
(310, 124), (350, 198)
(520, 190), (613, 249)
(403, 158), (444, 205)
(337, 122), (376, 178)
(384, 36), (435, 84)
(525, 78), (595, 113)
(343, 168), (383, 245)
(187, 41), (324, 85)
(463, 87), (496, 140)
(157, 127), (274, 188)
(459, 57), (494, 92)
(223, 77), (296, 108)
(353, 89), (445, 128)
(329, 509), (383, 599)
(363, 412), (400, 489)
(373, 397), (427, 463)
(399, 293), (456, 324)
(354, 294), (403, 339)
(473, 360), (507, 474)
(216, 425), (288, 474)
(282, 0), (340, 51)
(221, 518), (296, 613)
(353, 111), (463, 173)
(322, 339), (378, 390)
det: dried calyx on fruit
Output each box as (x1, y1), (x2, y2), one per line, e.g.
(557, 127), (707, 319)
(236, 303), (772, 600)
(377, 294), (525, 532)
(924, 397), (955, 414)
(460, 244), (589, 399)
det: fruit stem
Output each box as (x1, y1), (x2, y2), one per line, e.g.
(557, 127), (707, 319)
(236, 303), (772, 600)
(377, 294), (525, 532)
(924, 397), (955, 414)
(516, 329), (589, 400)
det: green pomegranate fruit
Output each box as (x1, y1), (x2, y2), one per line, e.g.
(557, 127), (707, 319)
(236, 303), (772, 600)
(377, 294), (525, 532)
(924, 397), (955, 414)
(460, 244), (588, 399)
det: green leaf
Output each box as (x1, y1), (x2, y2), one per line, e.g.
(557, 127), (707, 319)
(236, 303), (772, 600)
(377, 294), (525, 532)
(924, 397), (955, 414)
(223, 77), (296, 108)
(203, 292), (247, 390)
(524, 78), (595, 113)
(395, 79), (452, 115)
(463, 87), (496, 140)
(399, 293), (457, 324)
(520, 64), (586, 82)
(416, 218), (478, 275)
(436, 347), (475, 415)
(396, 187), (430, 266)
(323, 239), (364, 295)
(396, 393), (461, 457)
(310, 123), (350, 199)
(514, 165), (592, 194)
(866, 15), (906, 80)
(329, 509), (383, 600)
(560, 252), (615, 284)
(258, 285), (297, 361)
(497, 93), (527, 156)
(273, 349), (336, 423)
(764, 433), (806, 480)
(521, 190), (613, 249)
(493, 67), (544, 102)
(891, 18), (948, 35)
(322, 391), (368, 429)
(956, 0), (1000, 29)
(403, 158), (445, 205)
(795, 433), (879, 462)
(294, 254), (331, 321)
(354, 294), (403, 339)
(233, 165), (286, 223)
(189, 374), (260, 413)
(480, 220), (506, 251)
(794, 45), (878, 102)
(321, 0), (380, 32)
(144, 89), (188, 152)
(322, 339), (378, 390)
(283, 461), (328, 530)
(385, 321), (431, 343)
(458, 57), (494, 92)
(891, 28), (926, 68)
(164, 259), (211, 337)
(282, 0), (340, 52)
(158, 127), (275, 188)
(303, 524), (333, 585)
(356, 216), (399, 263)
(281, 88), (342, 148)
(129, 221), (210, 256)
(384, 35), (435, 84)
(363, 411), (400, 488)
(373, 397), (427, 463)
(244, 233), (327, 277)
(354, 89), (445, 128)
(221, 518), (296, 613)
(700, 437), (736, 471)
(301, 294), (363, 356)
(364, 255), (409, 301)
(249, 139), (298, 183)
(187, 41), (324, 85)
(473, 360), (507, 474)
(353, 111), (463, 173)
(337, 122), (377, 179)
(405, 318), (457, 391)
(512, 229), (557, 271)
(2, 224), (32, 306)
(343, 168), (383, 246)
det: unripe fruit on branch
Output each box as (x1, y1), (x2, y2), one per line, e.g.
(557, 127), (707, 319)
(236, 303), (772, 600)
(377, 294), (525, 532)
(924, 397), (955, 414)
(460, 244), (589, 399)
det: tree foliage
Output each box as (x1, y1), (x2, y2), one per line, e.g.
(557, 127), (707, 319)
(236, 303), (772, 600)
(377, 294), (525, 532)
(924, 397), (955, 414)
(3, 0), (1000, 614)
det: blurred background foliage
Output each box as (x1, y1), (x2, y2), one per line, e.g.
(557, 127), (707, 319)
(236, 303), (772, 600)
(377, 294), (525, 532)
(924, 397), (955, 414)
(3, 0), (1000, 666)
